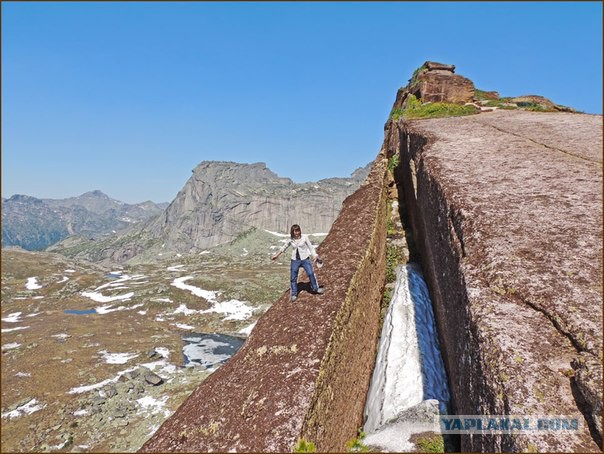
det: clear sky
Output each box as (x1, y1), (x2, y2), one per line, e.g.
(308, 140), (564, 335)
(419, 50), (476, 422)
(2, 2), (602, 204)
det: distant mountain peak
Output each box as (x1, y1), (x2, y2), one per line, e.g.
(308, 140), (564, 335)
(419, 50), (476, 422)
(80, 190), (109, 198)
(7, 194), (42, 203)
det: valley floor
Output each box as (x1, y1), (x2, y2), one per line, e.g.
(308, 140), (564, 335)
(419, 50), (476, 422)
(1, 247), (288, 452)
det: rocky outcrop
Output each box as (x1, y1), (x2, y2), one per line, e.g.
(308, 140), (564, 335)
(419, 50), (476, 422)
(142, 161), (369, 253)
(391, 109), (602, 451)
(392, 61), (475, 111)
(52, 162), (370, 263)
(140, 155), (388, 452)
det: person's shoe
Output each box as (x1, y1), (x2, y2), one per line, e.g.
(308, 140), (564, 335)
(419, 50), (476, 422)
(291, 295), (298, 302)
(315, 287), (325, 295)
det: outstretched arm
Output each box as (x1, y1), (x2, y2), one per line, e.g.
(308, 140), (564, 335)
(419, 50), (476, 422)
(272, 239), (291, 260)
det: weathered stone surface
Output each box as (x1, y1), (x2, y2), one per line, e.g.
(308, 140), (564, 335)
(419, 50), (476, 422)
(140, 155), (389, 452)
(143, 161), (370, 252)
(425, 61), (455, 73)
(392, 109), (602, 451)
(144, 372), (163, 386)
(414, 71), (475, 104)
(510, 94), (576, 112)
(395, 61), (475, 108)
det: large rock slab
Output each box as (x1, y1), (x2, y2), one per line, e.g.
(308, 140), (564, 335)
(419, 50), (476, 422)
(394, 110), (602, 451)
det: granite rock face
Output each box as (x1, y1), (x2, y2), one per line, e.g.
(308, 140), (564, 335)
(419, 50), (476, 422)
(143, 161), (369, 253)
(391, 109), (602, 451)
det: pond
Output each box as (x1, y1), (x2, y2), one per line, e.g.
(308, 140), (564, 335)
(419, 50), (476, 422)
(182, 332), (246, 370)
(64, 309), (97, 315)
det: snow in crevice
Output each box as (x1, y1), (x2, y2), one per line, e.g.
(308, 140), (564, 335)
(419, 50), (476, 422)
(363, 263), (450, 449)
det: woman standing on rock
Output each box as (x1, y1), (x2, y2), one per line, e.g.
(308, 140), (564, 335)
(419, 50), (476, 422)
(271, 224), (324, 302)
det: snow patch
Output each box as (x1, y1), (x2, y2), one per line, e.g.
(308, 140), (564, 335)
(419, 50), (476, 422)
(99, 350), (139, 364)
(172, 304), (201, 316)
(2, 312), (22, 323)
(2, 326), (29, 333)
(171, 276), (218, 301)
(173, 323), (195, 330)
(2, 343), (21, 350)
(239, 322), (256, 336)
(167, 265), (186, 272)
(2, 399), (46, 419)
(82, 291), (134, 303)
(136, 395), (170, 417)
(95, 302), (143, 314)
(204, 299), (253, 321)
(170, 277), (253, 321)
(152, 298), (173, 303)
(264, 230), (289, 237)
(25, 277), (42, 290)
(68, 367), (138, 394)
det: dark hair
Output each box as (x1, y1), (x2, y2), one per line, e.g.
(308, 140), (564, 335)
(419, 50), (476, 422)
(290, 224), (301, 238)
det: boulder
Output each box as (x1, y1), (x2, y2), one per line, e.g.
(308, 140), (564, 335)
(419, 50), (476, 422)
(147, 349), (163, 361)
(103, 385), (118, 398)
(144, 372), (163, 386)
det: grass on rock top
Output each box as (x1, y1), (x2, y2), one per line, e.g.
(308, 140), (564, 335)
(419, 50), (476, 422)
(393, 95), (478, 121)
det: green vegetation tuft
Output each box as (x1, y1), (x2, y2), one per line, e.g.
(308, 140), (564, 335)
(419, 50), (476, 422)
(482, 98), (517, 109)
(402, 95), (478, 120)
(390, 107), (405, 121)
(386, 244), (403, 283)
(294, 439), (317, 453)
(415, 433), (445, 453)
(409, 64), (428, 88)
(346, 429), (370, 452)
(473, 89), (491, 101)
(387, 154), (400, 174)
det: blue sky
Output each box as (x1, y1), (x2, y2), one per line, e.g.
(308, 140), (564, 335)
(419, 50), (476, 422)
(2, 2), (602, 204)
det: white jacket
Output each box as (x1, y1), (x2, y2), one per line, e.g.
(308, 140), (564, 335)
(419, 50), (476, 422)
(279, 234), (317, 261)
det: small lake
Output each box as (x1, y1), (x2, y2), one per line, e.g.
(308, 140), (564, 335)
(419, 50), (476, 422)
(64, 309), (97, 315)
(182, 332), (246, 369)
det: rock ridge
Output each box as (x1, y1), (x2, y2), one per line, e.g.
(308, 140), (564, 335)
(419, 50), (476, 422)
(391, 109), (602, 451)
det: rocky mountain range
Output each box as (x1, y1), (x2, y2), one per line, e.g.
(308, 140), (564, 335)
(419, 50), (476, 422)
(1, 191), (168, 251)
(46, 161), (371, 263)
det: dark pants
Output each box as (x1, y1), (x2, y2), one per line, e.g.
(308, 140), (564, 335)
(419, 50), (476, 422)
(290, 258), (319, 296)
